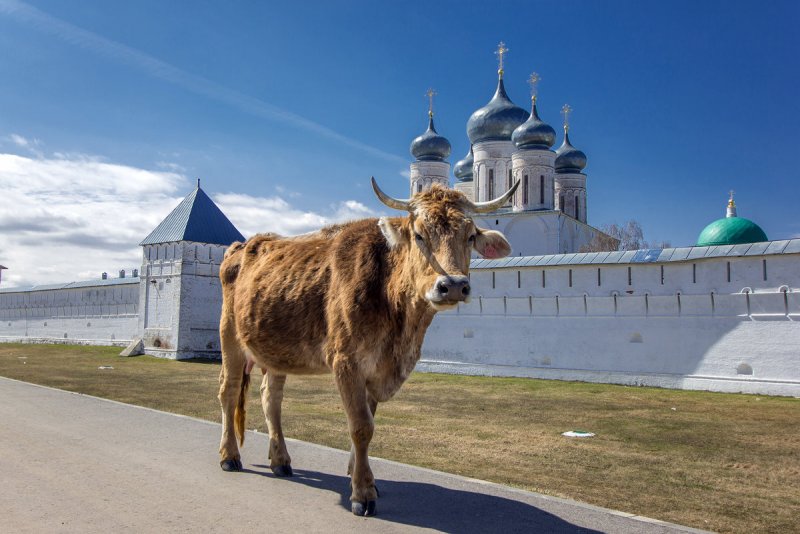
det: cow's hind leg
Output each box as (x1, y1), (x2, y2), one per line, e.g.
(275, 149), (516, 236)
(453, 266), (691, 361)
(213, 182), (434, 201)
(260, 370), (292, 477)
(335, 359), (377, 516)
(218, 319), (247, 471)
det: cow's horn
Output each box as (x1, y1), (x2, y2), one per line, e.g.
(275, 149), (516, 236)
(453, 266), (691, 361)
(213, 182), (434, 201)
(371, 177), (411, 211)
(468, 180), (520, 213)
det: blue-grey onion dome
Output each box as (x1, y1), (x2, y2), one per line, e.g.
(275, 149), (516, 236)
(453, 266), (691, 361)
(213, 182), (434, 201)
(453, 145), (474, 182)
(466, 78), (529, 144)
(511, 102), (556, 150)
(410, 116), (451, 162)
(555, 131), (587, 172)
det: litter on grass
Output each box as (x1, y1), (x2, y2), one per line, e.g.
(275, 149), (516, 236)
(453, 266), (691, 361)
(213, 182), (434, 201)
(98, 366), (114, 370)
(562, 430), (595, 438)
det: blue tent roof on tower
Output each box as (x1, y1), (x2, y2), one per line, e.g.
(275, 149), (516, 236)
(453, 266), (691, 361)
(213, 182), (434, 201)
(140, 183), (245, 246)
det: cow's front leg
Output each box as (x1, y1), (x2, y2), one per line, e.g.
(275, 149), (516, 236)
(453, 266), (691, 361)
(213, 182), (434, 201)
(260, 370), (292, 477)
(348, 393), (377, 477)
(334, 358), (377, 516)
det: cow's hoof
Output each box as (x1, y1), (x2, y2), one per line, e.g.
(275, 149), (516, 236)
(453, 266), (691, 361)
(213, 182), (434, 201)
(220, 459), (242, 472)
(271, 464), (293, 477)
(352, 500), (377, 517)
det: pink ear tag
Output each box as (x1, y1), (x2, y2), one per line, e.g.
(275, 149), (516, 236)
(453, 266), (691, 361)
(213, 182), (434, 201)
(483, 245), (500, 259)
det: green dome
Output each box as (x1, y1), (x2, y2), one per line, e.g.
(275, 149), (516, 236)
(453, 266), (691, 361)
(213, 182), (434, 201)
(696, 217), (768, 247)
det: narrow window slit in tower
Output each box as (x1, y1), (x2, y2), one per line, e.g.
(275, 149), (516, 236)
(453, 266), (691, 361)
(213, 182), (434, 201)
(660, 265), (664, 285)
(692, 263), (696, 284)
(597, 268), (601, 286)
(523, 175), (529, 204)
(492, 271), (495, 289)
(542, 270), (546, 288)
(517, 270), (521, 289)
(568, 269), (573, 287)
(627, 266), (632, 286)
(539, 175), (544, 204)
(762, 259), (767, 281)
(726, 261), (731, 283)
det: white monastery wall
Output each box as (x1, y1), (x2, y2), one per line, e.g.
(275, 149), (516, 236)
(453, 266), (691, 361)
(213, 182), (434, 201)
(0, 280), (140, 346)
(421, 251), (800, 397)
(2, 235), (798, 397)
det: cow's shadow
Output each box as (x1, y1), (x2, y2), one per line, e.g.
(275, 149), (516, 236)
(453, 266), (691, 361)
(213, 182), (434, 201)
(250, 465), (601, 533)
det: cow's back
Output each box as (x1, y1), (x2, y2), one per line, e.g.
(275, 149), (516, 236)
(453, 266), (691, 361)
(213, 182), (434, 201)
(220, 230), (333, 373)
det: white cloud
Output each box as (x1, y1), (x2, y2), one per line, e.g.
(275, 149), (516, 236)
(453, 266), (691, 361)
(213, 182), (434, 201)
(0, 152), (187, 287)
(9, 133), (29, 147)
(6, 133), (43, 157)
(0, 148), (381, 288)
(155, 161), (187, 173)
(213, 193), (379, 238)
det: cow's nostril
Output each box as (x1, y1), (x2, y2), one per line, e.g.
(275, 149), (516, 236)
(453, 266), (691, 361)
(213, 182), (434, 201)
(437, 281), (449, 294)
(462, 285), (471, 297)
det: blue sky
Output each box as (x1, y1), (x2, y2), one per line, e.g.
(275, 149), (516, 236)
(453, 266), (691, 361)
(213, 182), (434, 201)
(0, 0), (798, 285)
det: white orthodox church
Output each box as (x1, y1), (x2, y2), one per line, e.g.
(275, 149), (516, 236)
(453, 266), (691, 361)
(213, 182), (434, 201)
(408, 47), (603, 257)
(1, 44), (799, 397)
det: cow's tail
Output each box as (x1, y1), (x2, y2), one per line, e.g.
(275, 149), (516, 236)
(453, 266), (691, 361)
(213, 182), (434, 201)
(234, 365), (250, 447)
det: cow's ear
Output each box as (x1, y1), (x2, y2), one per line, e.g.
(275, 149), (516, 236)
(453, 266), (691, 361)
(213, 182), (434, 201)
(378, 217), (404, 249)
(474, 229), (511, 259)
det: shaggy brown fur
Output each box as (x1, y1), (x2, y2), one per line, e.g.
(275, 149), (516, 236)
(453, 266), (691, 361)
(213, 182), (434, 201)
(216, 185), (511, 514)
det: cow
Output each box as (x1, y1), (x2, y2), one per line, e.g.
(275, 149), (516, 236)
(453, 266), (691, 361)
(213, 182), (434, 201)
(217, 178), (518, 516)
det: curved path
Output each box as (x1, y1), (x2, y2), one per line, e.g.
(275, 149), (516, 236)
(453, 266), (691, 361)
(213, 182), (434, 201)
(0, 377), (707, 533)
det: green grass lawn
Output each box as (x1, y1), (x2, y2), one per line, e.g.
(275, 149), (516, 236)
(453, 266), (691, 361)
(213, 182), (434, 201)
(1, 343), (798, 534)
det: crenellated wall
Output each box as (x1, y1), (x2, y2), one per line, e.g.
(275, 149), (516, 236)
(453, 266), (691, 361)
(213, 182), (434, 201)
(2, 237), (799, 396)
(0, 278), (140, 345)
(422, 248), (800, 396)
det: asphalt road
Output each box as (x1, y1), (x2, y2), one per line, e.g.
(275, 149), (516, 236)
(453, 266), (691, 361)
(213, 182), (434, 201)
(0, 377), (709, 533)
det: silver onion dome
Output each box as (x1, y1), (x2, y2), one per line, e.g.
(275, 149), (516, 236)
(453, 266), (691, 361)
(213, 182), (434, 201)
(410, 116), (452, 162)
(453, 145), (474, 182)
(555, 130), (587, 172)
(511, 101), (556, 150)
(466, 78), (529, 144)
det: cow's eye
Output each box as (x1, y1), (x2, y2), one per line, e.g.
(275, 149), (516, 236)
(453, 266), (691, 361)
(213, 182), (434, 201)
(468, 234), (476, 244)
(415, 233), (424, 242)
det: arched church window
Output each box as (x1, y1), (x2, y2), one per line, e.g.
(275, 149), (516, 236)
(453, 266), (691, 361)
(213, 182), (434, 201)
(540, 175), (544, 204)
(507, 169), (513, 191)
(575, 194), (580, 219)
(559, 195), (564, 211)
(417, 183), (422, 193)
(488, 169), (494, 199)
(523, 175), (529, 204)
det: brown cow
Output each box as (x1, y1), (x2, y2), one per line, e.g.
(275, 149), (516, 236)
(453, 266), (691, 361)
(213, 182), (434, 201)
(217, 178), (518, 516)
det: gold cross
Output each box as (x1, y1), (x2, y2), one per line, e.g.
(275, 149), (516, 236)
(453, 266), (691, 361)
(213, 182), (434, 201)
(528, 72), (540, 102)
(561, 104), (572, 130)
(495, 42), (509, 76)
(426, 88), (437, 118)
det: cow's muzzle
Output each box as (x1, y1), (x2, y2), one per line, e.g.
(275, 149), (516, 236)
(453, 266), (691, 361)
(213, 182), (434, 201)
(427, 275), (471, 307)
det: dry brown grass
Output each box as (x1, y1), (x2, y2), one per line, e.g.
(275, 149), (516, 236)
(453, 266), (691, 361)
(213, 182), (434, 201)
(1, 343), (798, 533)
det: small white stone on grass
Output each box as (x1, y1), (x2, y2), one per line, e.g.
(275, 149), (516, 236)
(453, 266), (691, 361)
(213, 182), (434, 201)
(562, 431), (595, 438)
